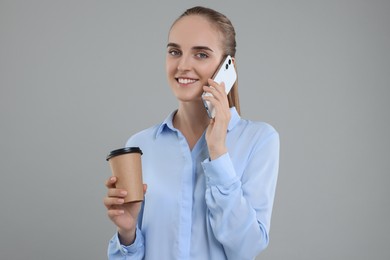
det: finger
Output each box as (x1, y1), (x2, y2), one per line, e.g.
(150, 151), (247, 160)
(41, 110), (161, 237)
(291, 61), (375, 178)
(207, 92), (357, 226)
(105, 176), (117, 189)
(107, 208), (125, 218)
(202, 85), (216, 97)
(201, 90), (213, 100)
(202, 92), (225, 111)
(107, 184), (147, 198)
(208, 78), (219, 88)
(103, 197), (125, 209)
(202, 86), (220, 101)
(203, 83), (227, 102)
(202, 95), (226, 115)
(107, 188), (128, 198)
(208, 79), (226, 94)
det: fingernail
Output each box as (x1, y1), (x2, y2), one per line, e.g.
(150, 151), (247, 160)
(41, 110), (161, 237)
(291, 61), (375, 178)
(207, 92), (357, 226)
(120, 190), (127, 196)
(110, 177), (115, 181)
(118, 199), (124, 203)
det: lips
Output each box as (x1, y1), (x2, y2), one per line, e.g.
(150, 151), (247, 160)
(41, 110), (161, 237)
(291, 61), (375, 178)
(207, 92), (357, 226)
(176, 77), (198, 85)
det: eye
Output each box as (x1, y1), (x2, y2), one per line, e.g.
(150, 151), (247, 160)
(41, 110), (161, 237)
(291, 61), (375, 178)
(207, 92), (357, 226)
(168, 49), (181, 56)
(195, 52), (208, 59)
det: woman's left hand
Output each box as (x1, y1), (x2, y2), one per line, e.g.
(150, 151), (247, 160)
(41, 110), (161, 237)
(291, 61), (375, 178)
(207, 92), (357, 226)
(203, 78), (231, 160)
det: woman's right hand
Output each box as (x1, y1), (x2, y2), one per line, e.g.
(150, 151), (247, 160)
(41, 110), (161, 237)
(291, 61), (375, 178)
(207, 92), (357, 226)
(103, 176), (147, 245)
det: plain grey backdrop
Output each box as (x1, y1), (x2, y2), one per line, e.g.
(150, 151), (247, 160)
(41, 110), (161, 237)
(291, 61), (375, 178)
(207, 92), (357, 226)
(1, 0), (389, 259)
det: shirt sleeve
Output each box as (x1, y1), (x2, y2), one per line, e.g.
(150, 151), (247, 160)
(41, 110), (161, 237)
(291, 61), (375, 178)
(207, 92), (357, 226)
(201, 131), (280, 259)
(107, 226), (145, 259)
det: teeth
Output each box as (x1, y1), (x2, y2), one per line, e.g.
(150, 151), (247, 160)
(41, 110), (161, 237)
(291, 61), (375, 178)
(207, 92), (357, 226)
(178, 78), (196, 84)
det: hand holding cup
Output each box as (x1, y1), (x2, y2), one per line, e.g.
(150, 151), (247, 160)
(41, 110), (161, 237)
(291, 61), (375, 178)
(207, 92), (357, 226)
(104, 147), (145, 245)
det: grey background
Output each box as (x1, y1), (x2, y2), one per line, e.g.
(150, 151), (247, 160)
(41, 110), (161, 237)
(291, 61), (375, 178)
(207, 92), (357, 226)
(1, 0), (389, 259)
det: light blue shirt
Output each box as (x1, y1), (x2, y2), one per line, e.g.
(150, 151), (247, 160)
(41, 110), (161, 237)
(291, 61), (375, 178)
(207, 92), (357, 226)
(108, 107), (280, 260)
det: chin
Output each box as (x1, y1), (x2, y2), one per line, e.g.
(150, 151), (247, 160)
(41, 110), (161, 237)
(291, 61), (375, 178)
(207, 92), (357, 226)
(171, 86), (203, 101)
(174, 92), (203, 103)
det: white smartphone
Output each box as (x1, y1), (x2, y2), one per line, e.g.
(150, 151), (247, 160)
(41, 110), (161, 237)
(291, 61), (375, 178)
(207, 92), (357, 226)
(202, 55), (237, 118)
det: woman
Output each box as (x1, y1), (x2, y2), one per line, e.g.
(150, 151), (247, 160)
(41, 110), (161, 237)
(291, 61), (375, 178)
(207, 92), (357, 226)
(104, 6), (279, 260)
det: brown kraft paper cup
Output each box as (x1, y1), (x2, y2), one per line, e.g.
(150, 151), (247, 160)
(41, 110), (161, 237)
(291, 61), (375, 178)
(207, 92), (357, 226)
(106, 147), (143, 203)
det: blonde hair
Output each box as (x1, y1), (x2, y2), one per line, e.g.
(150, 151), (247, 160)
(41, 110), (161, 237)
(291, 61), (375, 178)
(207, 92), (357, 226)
(172, 6), (240, 114)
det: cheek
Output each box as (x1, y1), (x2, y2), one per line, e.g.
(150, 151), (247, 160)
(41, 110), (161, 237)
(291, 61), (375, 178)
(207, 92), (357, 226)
(165, 59), (176, 76)
(198, 63), (218, 79)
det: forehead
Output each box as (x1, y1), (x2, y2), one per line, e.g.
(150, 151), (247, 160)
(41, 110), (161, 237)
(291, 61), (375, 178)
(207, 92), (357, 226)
(168, 15), (223, 51)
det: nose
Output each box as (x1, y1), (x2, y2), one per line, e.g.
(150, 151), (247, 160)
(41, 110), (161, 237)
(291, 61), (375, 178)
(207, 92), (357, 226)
(177, 55), (192, 72)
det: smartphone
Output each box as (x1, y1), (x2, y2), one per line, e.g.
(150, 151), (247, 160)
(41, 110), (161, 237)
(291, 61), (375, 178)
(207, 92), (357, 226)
(202, 55), (237, 119)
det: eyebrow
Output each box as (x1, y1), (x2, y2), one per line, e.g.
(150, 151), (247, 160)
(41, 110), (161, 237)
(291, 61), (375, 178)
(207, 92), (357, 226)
(167, 42), (214, 52)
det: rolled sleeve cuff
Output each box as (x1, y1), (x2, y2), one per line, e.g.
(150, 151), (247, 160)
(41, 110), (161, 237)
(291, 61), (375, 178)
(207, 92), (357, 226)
(201, 153), (239, 187)
(110, 227), (144, 256)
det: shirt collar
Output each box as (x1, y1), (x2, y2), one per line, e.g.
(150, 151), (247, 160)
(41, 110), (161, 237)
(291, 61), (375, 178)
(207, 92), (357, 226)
(155, 110), (177, 138)
(155, 107), (241, 138)
(227, 106), (241, 131)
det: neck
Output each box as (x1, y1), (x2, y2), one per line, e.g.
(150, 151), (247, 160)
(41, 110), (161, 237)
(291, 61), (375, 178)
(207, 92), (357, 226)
(173, 101), (210, 149)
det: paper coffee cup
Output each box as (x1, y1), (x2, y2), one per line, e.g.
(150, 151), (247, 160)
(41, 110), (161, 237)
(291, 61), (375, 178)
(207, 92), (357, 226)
(106, 147), (143, 203)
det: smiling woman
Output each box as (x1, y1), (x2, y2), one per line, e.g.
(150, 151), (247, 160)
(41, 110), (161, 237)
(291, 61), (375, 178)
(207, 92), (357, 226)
(168, 6), (240, 114)
(166, 15), (224, 106)
(103, 6), (280, 260)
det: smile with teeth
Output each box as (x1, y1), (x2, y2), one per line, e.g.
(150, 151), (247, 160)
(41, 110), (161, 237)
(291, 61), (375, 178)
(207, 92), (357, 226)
(177, 78), (197, 84)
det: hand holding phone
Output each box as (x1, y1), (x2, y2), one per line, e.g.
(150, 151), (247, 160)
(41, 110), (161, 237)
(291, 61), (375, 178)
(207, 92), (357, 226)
(202, 55), (237, 119)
